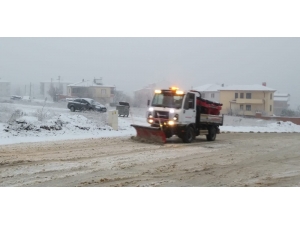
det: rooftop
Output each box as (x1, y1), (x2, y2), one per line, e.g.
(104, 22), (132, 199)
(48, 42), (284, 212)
(41, 81), (73, 84)
(134, 80), (173, 92)
(193, 84), (222, 92)
(68, 80), (115, 88)
(274, 97), (290, 101)
(274, 92), (290, 97)
(274, 92), (290, 101)
(219, 84), (276, 91)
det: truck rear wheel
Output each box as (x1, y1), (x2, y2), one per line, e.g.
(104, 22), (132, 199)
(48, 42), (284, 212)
(206, 126), (216, 141)
(182, 126), (195, 143)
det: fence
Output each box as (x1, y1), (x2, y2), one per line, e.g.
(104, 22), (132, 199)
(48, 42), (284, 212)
(255, 112), (300, 125)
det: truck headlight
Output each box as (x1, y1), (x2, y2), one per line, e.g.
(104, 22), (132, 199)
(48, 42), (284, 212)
(148, 119), (154, 123)
(173, 114), (179, 121)
(169, 108), (175, 113)
(168, 120), (175, 126)
(149, 107), (154, 112)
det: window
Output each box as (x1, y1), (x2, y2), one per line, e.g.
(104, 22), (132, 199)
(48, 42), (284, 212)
(211, 93), (215, 98)
(184, 93), (195, 109)
(240, 93), (244, 98)
(101, 89), (106, 96)
(235, 93), (238, 99)
(246, 105), (251, 111)
(81, 100), (89, 104)
(152, 92), (184, 109)
(270, 93), (272, 100)
(246, 93), (251, 99)
(270, 105), (272, 111)
(240, 104), (244, 110)
(188, 93), (195, 109)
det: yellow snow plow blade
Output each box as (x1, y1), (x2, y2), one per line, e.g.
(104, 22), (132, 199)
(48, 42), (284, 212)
(131, 124), (166, 144)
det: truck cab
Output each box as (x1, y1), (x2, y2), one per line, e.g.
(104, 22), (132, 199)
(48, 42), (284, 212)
(147, 87), (199, 126)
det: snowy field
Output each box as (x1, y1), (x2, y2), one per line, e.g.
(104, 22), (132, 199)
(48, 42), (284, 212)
(1, 100), (300, 146)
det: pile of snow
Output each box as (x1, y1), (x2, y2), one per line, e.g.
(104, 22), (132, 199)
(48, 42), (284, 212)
(0, 112), (138, 145)
(221, 121), (300, 133)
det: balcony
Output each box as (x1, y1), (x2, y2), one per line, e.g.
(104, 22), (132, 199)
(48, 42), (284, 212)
(232, 98), (264, 104)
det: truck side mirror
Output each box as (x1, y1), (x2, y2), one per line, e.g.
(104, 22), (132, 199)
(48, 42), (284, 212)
(147, 100), (150, 106)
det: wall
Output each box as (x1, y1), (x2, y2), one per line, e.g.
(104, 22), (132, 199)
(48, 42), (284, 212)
(93, 86), (114, 104)
(255, 112), (300, 125)
(273, 100), (289, 116)
(264, 91), (274, 115)
(93, 86), (111, 98)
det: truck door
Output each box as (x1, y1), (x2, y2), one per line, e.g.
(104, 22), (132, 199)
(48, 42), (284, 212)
(183, 92), (196, 124)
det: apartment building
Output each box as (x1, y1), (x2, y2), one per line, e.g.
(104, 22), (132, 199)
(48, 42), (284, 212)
(219, 84), (276, 116)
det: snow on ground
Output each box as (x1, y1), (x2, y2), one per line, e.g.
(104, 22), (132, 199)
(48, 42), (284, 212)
(0, 102), (300, 146)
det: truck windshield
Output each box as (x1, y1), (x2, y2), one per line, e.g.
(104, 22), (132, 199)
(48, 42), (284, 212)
(151, 92), (184, 109)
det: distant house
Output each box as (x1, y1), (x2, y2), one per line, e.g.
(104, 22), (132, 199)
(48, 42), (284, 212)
(133, 80), (173, 107)
(273, 92), (290, 116)
(0, 80), (11, 97)
(40, 80), (72, 100)
(193, 84), (223, 102)
(219, 83), (276, 116)
(67, 78), (115, 104)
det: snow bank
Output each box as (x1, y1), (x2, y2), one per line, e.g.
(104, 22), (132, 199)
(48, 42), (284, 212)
(221, 121), (300, 133)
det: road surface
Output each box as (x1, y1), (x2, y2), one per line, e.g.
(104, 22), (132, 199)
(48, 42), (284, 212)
(1, 133), (300, 187)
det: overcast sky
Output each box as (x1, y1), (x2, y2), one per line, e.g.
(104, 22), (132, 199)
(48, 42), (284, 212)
(1, 37), (299, 108)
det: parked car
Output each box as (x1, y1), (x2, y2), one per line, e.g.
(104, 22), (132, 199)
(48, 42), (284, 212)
(10, 95), (22, 100)
(67, 98), (107, 112)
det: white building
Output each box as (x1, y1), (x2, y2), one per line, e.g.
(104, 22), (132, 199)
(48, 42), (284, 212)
(40, 80), (72, 100)
(273, 92), (290, 116)
(0, 80), (11, 97)
(133, 80), (173, 107)
(193, 84), (223, 102)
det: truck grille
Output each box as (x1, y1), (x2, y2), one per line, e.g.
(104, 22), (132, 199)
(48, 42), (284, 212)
(154, 111), (169, 119)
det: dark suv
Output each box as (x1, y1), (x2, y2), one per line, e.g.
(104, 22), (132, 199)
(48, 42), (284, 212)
(67, 98), (107, 112)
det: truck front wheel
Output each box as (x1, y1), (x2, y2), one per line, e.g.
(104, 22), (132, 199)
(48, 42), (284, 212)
(182, 126), (195, 143)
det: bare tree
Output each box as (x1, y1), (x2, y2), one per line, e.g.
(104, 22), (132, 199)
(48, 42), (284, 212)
(114, 91), (132, 104)
(48, 83), (57, 102)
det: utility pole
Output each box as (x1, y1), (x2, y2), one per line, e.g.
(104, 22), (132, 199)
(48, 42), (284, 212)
(58, 76), (60, 94)
(29, 82), (32, 101)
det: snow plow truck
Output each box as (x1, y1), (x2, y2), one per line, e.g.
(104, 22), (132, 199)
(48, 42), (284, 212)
(131, 87), (223, 144)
